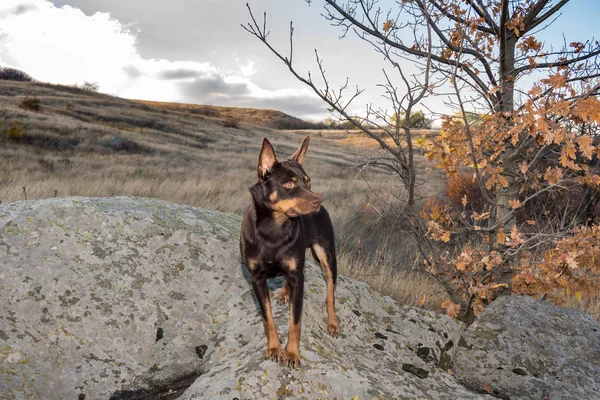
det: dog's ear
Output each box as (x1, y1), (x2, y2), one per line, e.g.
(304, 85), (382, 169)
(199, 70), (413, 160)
(258, 138), (278, 179)
(289, 136), (310, 166)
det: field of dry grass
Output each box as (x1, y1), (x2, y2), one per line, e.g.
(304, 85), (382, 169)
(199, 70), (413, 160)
(0, 80), (449, 312)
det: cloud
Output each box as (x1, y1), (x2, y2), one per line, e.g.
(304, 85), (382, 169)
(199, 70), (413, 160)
(157, 68), (200, 80)
(179, 75), (327, 117)
(0, 2), (36, 18)
(181, 74), (251, 98)
(0, 0), (326, 119)
(240, 95), (328, 118)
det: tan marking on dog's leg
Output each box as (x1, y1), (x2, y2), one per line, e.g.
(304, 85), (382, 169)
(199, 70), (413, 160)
(284, 302), (301, 368)
(263, 293), (283, 361)
(312, 244), (340, 337)
(246, 258), (258, 272)
(283, 258), (297, 272)
(276, 280), (290, 304)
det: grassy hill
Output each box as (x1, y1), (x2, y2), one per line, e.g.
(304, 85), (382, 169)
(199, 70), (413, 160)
(0, 79), (445, 311)
(135, 99), (327, 130)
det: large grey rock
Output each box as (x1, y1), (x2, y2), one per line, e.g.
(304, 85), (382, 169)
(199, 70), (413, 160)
(0, 197), (493, 399)
(0, 197), (243, 399)
(453, 295), (600, 400)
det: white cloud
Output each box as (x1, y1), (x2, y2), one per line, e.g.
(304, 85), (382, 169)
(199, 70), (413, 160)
(0, 0), (137, 92)
(0, 0), (326, 117)
(238, 60), (257, 77)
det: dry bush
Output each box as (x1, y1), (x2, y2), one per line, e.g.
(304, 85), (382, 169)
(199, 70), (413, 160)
(445, 172), (485, 214)
(0, 67), (33, 82)
(223, 118), (240, 129)
(3, 122), (25, 140)
(19, 97), (41, 112)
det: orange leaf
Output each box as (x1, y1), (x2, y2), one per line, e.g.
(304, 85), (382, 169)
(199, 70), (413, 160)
(519, 161), (528, 176)
(441, 231), (451, 243)
(510, 225), (525, 246)
(509, 199), (521, 209)
(528, 84), (543, 97)
(497, 175), (509, 188)
(542, 72), (567, 89)
(473, 212), (490, 221)
(383, 20), (393, 32)
(441, 300), (461, 318)
(497, 229), (507, 245)
(578, 135), (594, 159)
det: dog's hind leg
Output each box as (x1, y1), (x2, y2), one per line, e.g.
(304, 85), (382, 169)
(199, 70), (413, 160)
(250, 269), (283, 362)
(311, 241), (340, 337)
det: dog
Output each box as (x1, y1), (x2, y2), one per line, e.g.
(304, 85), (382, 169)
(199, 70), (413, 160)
(240, 136), (340, 368)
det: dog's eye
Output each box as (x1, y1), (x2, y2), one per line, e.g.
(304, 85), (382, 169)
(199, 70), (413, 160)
(283, 182), (295, 189)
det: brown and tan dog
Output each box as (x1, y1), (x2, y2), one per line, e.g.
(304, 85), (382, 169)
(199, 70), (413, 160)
(240, 136), (340, 368)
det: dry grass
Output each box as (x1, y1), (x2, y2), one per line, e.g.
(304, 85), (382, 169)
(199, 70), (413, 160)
(299, 128), (438, 150)
(0, 80), (447, 313)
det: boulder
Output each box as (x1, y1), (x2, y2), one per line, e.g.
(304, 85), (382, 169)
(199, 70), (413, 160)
(453, 295), (600, 400)
(0, 197), (243, 399)
(0, 197), (487, 399)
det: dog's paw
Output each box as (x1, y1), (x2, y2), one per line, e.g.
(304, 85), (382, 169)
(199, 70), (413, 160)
(328, 322), (340, 337)
(265, 346), (283, 362)
(276, 287), (290, 304)
(283, 349), (301, 368)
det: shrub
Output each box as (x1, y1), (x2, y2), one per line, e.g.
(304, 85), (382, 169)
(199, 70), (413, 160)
(446, 172), (485, 215)
(4, 122), (25, 140)
(107, 136), (139, 152)
(420, 196), (457, 232)
(20, 97), (41, 112)
(0, 67), (33, 82)
(79, 81), (99, 92)
(188, 106), (220, 118)
(223, 118), (240, 129)
(392, 111), (432, 129)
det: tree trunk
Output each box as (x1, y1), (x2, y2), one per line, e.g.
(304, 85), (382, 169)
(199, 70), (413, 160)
(495, 0), (517, 296)
(496, 0), (517, 233)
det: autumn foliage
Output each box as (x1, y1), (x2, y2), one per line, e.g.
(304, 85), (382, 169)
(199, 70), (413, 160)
(424, 74), (600, 317)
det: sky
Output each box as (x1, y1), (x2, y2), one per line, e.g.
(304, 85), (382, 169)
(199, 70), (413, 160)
(0, 0), (598, 121)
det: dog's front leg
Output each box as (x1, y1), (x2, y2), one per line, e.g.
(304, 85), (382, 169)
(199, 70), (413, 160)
(250, 270), (283, 362)
(282, 259), (304, 368)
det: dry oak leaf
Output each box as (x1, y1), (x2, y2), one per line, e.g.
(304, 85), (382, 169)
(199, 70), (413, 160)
(441, 300), (461, 318)
(383, 20), (393, 32)
(497, 229), (507, 245)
